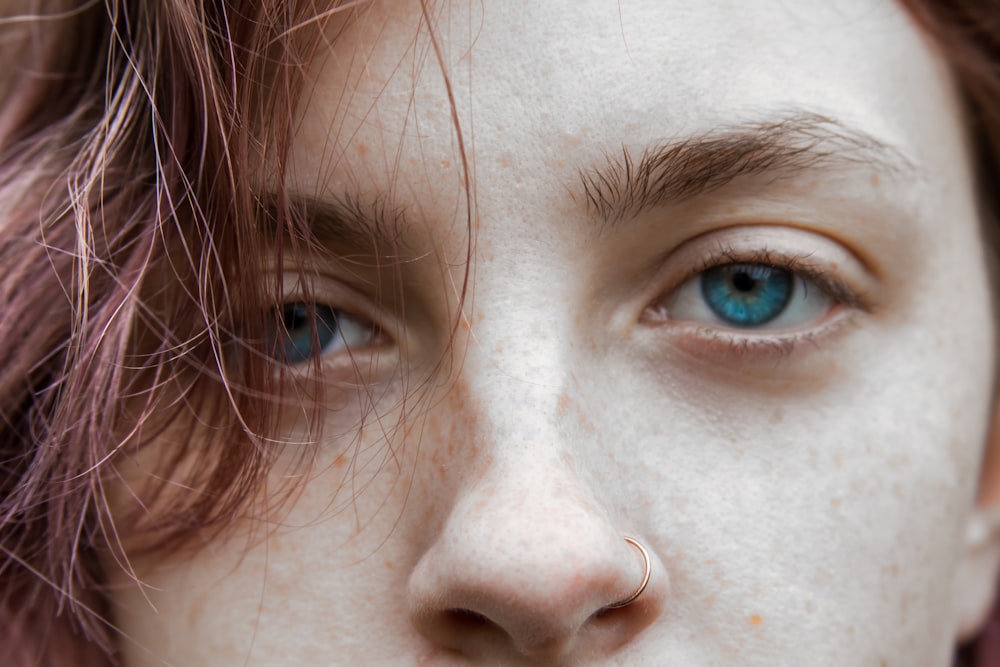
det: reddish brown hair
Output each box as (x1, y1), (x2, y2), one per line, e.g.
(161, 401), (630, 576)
(1, 1), (1000, 665)
(0, 1), (346, 664)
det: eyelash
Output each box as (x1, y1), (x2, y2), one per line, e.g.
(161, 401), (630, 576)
(643, 244), (868, 358)
(692, 246), (864, 307)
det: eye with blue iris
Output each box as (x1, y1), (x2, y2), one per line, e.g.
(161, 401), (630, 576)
(270, 302), (375, 365)
(664, 260), (835, 331)
(700, 264), (793, 327)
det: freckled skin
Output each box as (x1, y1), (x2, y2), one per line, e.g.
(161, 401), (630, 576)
(107, 0), (1000, 665)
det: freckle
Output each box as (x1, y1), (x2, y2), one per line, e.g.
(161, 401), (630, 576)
(871, 173), (880, 187)
(187, 604), (202, 631)
(356, 143), (368, 156)
(562, 133), (583, 147)
(749, 614), (764, 626)
(498, 153), (513, 168)
(557, 393), (571, 419)
(830, 498), (840, 507)
(333, 454), (347, 468)
(553, 159), (566, 170)
(440, 159), (451, 169)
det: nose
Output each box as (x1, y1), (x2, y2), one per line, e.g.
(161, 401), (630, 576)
(407, 452), (666, 662)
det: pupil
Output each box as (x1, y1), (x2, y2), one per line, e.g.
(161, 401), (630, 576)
(283, 304), (309, 329)
(700, 263), (793, 327)
(732, 271), (756, 292)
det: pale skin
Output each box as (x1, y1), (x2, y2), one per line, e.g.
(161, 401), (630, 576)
(107, 0), (1000, 665)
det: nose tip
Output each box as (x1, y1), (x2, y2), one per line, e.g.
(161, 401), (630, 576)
(407, 503), (664, 661)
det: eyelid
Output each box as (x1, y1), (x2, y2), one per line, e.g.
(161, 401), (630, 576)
(274, 270), (382, 323)
(648, 225), (875, 312)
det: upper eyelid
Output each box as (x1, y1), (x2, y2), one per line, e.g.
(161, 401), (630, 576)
(634, 225), (879, 318)
(271, 272), (387, 332)
(686, 246), (871, 311)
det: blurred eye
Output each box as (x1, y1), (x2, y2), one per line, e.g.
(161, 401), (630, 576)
(665, 262), (834, 330)
(270, 303), (375, 365)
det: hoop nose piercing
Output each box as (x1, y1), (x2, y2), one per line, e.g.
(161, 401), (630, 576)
(603, 536), (651, 609)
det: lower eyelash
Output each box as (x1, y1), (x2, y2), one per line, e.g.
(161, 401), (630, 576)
(664, 308), (860, 362)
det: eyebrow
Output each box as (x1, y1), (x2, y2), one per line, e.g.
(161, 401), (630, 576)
(578, 112), (916, 226)
(259, 190), (407, 251)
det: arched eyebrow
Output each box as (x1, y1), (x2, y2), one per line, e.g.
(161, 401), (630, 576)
(578, 111), (917, 227)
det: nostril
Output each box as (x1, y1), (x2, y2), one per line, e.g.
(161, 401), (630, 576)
(444, 608), (492, 629)
(435, 608), (511, 652)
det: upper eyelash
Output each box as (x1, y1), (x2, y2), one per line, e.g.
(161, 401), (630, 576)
(686, 243), (871, 312)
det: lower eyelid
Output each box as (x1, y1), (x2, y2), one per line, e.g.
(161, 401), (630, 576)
(655, 308), (860, 364)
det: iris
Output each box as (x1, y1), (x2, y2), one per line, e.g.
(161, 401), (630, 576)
(700, 264), (793, 327)
(272, 303), (343, 364)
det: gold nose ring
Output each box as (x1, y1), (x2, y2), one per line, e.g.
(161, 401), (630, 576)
(604, 536), (651, 609)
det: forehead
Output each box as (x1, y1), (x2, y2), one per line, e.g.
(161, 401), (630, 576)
(282, 0), (967, 269)
(291, 0), (957, 184)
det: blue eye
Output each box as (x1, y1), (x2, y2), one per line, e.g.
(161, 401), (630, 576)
(271, 303), (373, 365)
(700, 264), (792, 326)
(664, 261), (833, 330)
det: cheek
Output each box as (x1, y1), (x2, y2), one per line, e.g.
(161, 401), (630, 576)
(108, 416), (423, 666)
(595, 312), (991, 660)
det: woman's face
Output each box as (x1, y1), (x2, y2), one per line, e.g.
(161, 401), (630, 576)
(109, 0), (1000, 664)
